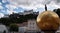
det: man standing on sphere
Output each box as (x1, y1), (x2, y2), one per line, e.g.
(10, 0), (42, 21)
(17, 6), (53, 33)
(36, 5), (60, 33)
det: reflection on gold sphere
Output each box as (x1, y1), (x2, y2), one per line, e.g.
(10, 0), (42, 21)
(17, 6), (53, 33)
(37, 11), (60, 31)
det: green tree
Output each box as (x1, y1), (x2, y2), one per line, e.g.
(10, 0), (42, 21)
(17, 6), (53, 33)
(9, 23), (18, 33)
(0, 18), (11, 26)
(53, 8), (60, 17)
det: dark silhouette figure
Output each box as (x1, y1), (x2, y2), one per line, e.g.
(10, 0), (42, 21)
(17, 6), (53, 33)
(45, 4), (47, 11)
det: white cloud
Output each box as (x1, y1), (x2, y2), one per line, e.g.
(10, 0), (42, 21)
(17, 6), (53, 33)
(0, 13), (4, 18)
(0, 2), (3, 9)
(2, 0), (7, 3)
(0, 2), (2, 5)
(48, 1), (60, 8)
(47, 1), (60, 11)
(8, 0), (52, 5)
(6, 4), (17, 10)
(0, 5), (3, 9)
(6, 4), (18, 14)
(8, 0), (60, 10)
(18, 4), (44, 10)
(8, 0), (57, 6)
(4, 0), (59, 14)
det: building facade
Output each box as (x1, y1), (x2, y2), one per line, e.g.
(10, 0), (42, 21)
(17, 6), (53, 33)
(27, 19), (39, 31)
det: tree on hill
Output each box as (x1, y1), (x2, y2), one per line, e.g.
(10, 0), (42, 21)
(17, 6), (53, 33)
(53, 8), (60, 17)
(9, 23), (18, 33)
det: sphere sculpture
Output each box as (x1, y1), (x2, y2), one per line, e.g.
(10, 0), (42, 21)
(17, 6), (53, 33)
(37, 11), (60, 33)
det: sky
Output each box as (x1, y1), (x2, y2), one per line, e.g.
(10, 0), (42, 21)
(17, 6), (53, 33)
(0, 0), (60, 18)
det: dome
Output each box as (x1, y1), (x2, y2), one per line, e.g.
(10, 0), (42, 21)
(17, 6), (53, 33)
(37, 11), (60, 31)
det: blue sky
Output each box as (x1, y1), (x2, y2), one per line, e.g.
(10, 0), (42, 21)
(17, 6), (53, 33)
(0, 0), (24, 14)
(0, 0), (60, 18)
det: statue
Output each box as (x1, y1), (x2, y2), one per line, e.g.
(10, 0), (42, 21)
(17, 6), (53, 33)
(45, 4), (47, 11)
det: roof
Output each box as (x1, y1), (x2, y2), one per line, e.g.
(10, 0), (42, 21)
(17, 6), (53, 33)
(17, 22), (28, 27)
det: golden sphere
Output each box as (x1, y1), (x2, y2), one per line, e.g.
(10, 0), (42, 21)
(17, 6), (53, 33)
(37, 11), (60, 31)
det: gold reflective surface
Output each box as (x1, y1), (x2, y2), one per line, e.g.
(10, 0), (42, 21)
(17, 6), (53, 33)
(37, 11), (60, 30)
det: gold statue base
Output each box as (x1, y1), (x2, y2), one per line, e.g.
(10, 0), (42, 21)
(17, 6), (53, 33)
(37, 11), (60, 33)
